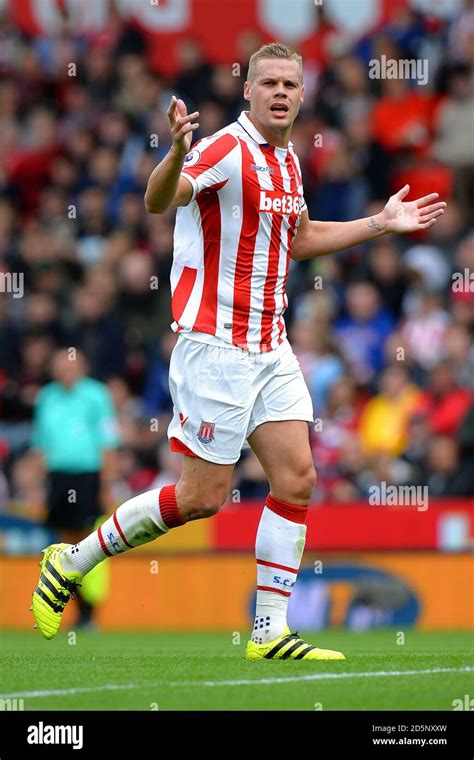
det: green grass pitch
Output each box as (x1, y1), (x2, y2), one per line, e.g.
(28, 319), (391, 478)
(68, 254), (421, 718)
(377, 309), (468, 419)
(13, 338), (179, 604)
(0, 629), (473, 711)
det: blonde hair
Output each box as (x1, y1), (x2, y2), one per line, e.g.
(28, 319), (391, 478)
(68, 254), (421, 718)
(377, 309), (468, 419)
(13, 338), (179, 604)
(247, 42), (303, 83)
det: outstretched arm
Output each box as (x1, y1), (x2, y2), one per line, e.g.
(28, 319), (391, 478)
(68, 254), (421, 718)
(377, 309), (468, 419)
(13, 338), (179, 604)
(144, 96), (199, 214)
(291, 185), (446, 261)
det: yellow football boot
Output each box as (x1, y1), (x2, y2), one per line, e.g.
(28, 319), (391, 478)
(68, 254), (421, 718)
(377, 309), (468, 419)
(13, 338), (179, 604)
(246, 625), (346, 661)
(31, 543), (82, 640)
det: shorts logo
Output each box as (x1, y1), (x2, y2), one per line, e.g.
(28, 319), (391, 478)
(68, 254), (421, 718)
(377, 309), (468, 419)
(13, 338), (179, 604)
(197, 420), (215, 444)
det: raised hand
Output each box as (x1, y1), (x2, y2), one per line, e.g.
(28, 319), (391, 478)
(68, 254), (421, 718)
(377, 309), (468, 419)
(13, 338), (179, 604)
(381, 184), (447, 234)
(167, 96), (199, 157)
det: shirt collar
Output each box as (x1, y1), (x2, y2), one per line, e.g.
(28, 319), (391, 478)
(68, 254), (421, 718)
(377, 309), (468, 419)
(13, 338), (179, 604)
(237, 110), (293, 149)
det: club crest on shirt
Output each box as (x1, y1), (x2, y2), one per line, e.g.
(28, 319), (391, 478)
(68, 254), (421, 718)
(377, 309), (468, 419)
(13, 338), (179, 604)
(184, 149), (201, 167)
(197, 420), (215, 444)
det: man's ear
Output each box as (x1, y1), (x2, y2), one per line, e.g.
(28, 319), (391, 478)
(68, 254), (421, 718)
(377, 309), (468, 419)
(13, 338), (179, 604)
(243, 81), (251, 102)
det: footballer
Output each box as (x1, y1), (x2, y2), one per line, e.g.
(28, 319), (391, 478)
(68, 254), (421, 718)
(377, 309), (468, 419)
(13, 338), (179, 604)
(32, 43), (446, 660)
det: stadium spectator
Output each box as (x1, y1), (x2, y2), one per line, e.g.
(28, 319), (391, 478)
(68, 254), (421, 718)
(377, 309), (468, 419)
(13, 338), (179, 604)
(401, 290), (451, 372)
(433, 62), (474, 225)
(358, 365), (421, 456)
(333, 282), (395, 385)
(414, 360), (472, 437)
(364, 238), (409, 320)
(424, 435), (474, 497)
(371, 76), (435, 157)
(310, 376), (364, 501)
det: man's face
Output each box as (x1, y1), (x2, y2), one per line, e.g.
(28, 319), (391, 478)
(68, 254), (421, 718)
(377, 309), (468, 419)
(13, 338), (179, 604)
(52, 351), (85, 387)
(244, 58), (304, 131)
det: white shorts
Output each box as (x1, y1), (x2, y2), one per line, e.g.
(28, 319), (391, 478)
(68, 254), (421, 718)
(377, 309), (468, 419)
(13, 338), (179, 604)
(167, 332), (314, 465)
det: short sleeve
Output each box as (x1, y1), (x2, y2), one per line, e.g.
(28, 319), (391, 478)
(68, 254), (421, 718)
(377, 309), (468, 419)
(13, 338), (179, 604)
(181, 132), (239, 202)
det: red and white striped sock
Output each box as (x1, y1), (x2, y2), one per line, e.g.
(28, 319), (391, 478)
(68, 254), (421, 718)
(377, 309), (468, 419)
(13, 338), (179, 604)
(60, 485), (184, 575)
(252, 493), (308, 644)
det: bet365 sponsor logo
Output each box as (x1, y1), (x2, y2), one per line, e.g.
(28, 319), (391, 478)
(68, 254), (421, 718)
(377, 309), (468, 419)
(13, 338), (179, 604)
(259, 190), (301, 216)
(27, 721), (84, 750)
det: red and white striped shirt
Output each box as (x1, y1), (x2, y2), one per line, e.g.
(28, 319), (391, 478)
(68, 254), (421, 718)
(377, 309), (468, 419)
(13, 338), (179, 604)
(170, 111), (307, 353)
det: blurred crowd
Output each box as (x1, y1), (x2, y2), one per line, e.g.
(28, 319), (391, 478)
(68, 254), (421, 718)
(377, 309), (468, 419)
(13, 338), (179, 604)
(0, 2), (473, 515)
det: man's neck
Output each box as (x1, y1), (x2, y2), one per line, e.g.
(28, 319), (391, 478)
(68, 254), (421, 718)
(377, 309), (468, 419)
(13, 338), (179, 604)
(247, 111), (291, 149)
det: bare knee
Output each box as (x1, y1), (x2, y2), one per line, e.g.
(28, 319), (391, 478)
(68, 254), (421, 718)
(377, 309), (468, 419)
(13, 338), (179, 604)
(194, 490), (227, 519)
(272, 463), (317, 505)
(175, 481), (229, 521)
